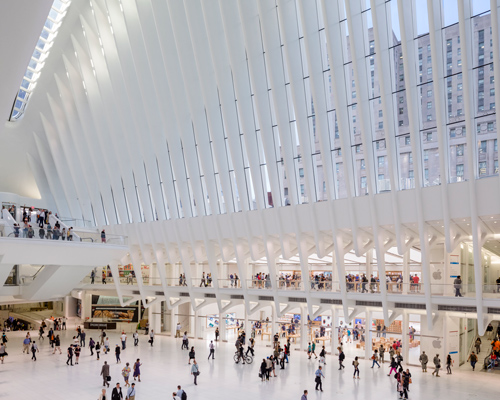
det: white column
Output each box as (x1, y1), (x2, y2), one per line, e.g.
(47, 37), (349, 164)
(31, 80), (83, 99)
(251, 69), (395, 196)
(402, 312), (409, 365)
(402, 250), (410, 294)
(301, 305), (308, 351)
(195, 309), (202, 340)
(331, 307), (338, 354)
(170, 306), (176, 337)
(365, 310), (373, 360)
(220, 313), (227, 343)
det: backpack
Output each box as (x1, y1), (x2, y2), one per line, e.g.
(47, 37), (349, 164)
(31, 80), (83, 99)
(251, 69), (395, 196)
(181, 390), (187, 400)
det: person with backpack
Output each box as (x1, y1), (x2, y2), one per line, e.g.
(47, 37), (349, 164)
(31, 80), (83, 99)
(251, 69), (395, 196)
(432, 354), (441, 377)
(176, 386), (187, 400)
(388, 357), (398, 376)
(338, 347), (345, 370)
(467, 351), (478, 371)
(371, 349), (380, 368)
(319, 346), (327, 365)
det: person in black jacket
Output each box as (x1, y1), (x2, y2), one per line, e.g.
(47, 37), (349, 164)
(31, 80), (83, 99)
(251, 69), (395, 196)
(338, 347), (345, 370)
(111, 383), (123, 400)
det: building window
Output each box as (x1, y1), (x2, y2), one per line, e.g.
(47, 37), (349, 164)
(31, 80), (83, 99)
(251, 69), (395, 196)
(450, 128), (456, 137)
(352, 91), (356, 99)
(378, 174), (385, 182)
(479, 140), (487, 154)
(491, 88), (495, 96)
(427, 44), (431, 52)
(457, 95), (462, 103)
(405, 136), (410, 145)
(361, 159), (365, 169)
(477, 123), (482, 133)
(409, 170), (414, 179)
(399, 120), (404, 126)
(424, 169), (429, 181)
(399, 74), (404, 82)
(457, 164), (464, 178)
(427, 55), (432, 63)
(399, 96), (404, 103)
(426, 132), (433, 141)
(426, 114), (432, 121)
(490, 76), (495, 84)
(409, 152), (413, 164)
(488, 122), (494, 131)
(427, 101), (432, 109)
(399, 107), (404, 115)
(423, 150), (428, 161)
(378, 156), (384, 167)
(427, 90), (432, 97)
(457, 144), (464, 156)
(299, 168), (304, 178)
(491, 103), (496, 110)
(300, 184), (305, 195)
(457, 109), (463, 115)
(457, 59), (462, 67)
(495, 160), (499, 174)
(360, 176), (367, 188)
(378, 121), (383, 129)
(427, 67), (432, 75)
(379, 110), (383, 118)
(355, 145), (362, 153)
(495, 139), (498, 152)
(479, 161), (487, 176)
(457, 83), (463, 90)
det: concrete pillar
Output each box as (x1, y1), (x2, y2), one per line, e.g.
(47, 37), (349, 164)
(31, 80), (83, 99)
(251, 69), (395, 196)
(402, 312), (409, 364)
(402, 250), (410, 294)
(366, 249), (373, 279)
(170, 306), (177, 337)
(148, 301), (161, 334)
(195, 309), (203, 339)
(331, 307), (338, 354)
(244, 306), (249, 334)
(220, 313), (227, 342)
(301, 306), (308, 351)
(189, 304), (195, 338)
(365, 310), (373, 360)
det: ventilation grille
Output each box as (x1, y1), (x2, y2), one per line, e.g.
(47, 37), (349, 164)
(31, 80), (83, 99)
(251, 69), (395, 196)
(230, 295), (244, 300)
(204, 293), (216, 298)
(180, 292), (190, 297)
(132, 291), (141, 295)
(320, 299), (342, 305)
(258, 296), (274, 301)
(488, 307), (500, 315)
(356, 300), (382, 307)
(438, 305), (476, 313)
(395, 303), (426, 310)
(155, 291), (164, 296)
(288, 297), (307, 303)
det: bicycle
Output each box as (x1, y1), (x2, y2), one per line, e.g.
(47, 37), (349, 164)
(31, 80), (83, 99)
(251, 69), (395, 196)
(234, 351), (253, 364)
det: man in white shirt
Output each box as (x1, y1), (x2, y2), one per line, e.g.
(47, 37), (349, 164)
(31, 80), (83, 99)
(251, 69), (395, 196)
(121, 332), (127, 350)
(175, 323), (181, 338)
(104, 337), (110, 354)
(208, 340), (215, 360)
(133, 331), (139, 346)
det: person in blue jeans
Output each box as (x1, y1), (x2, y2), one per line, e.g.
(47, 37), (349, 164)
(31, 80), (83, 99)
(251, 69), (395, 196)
(371, 349), (380, 368)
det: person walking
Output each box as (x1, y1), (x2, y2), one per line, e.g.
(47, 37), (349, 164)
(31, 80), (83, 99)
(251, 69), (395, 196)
(301, 390), (308, 400)
(319, 346), (327, 365)
(311, 341), (318, 359)
(115, 345), (121, 364)
(98, 389), (107, 400)
(446, 354), (453, 374)
(75, 344), (81, 364)
(175, 323), (181, 338)
(353, 356), (360, 379)
(454, 275), (463, 297)
(126, 383), (136, 400)
(208, 341), (215, 360)
(101, 230), (106, 243)
(371, 349), (380, 368)
(89, 337), (95, 356)
(181, 332), (189, 350)
(315, 365), (324, 391)
(133, 331), (139, 347)
(401, 369), (411, 400)
(419, 351), (428, 372)
(215, 327), (219, 341)
(101, 361), (111, 387)
(467, 351), (478, 371)
(188, 347), (196, 364)
(0, 342), (7, 364)
(133, 359), (142, 382)
(260, 359), (267, 381)
(191, 360), (200, 385)
(338, 347), (345, 370)
(100, 329), (106, 345)
(246, 337), (255, 356)
(91, 270), (95, 284)
(22, 335), (31, 354)
(31, 341), (38, 361)
(388, 357), (398, 376)
(121, 332), (127, 350)
(53, 335), (61, 355)
(96, 342), (101, 360)
(149, 330), (154, 347)
(265, 357), (273, 380)
(66, 344), (74, 366)
(122, 362), (131, 387)
(432, 354), (441, 377)
(475, 337), (482, 354)
(307, 342), (312, 359)
(104, 337), (110, 354)
(379, 344), (385, 363)
(111, 383), (122, 400)
(80, 330), (86, 347)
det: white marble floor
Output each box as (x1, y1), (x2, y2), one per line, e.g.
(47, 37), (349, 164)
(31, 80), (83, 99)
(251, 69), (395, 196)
(0, 322), (497, 400)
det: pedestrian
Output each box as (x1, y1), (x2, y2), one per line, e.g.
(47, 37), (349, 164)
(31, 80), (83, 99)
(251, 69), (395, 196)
(175, 322), (181, 338)
(101, 229), (106, 243)
(149, 330), (154, 346)
(104, 337), (110, 354)
(126, 383), (136, 400)
(121, 332), (127, 350)
(115, 345), (121, 363)
(319, 346), (327, 365)
(80, 330), (86, 347)
(100, 329), (106, 345)
(246, 337), (255, 356)
(475, 337), (482, 354)
(379, 344), (385, 363)
(215, 327), (219, 341)
(265, 357), (273, 380)
(419, 351), (428, 372)
(22, 335), (30, 354)
(191, 360), (200, 385)
(62, 316), (66, 330)
(446, 354), (453, 374)
(122, 362), (131, 387)
(301, 390), (308, 400)
(101, 361), (111, 387)
(467, 351), (478, 371)
(0, 342), (7, 364)
(260, 359), (267, 381)
(89, 337), (95, 355)
(371, 349), (380, 368)
(388, 357), (398, 375)
(181, 332), (188, 350)
(188, 347), (195, 364)
(31, 341), (38, 361)
(311, 341), (317, 359)
(432, 354), (441, 377)
(96, 342), (101, 360)
(133, 359), (142, 382)
(176, 385), (186, 400)
(111, 383), (122, 400)
(454, 275), (463, 297)
(401, 369), (411, 399)
(353, 356), (360, 379)
(338, 347), (345, 370)
(98, 389), (107, 400)
(91, 270), (95, 284)
(75, 344), (81, 364)
(67, 344), (74, 366)
(315, 365), (324, 391)
(38, 326), (44, 341)
(133, 331), (139, 346)
(208, 340), (215, 360)
(307, 342), (312, 359)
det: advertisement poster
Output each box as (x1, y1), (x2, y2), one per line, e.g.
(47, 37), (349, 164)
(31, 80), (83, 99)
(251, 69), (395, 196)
(449, 254), (460, 278)
(206, 313), (236, 328)
(91, 306), (138, 322)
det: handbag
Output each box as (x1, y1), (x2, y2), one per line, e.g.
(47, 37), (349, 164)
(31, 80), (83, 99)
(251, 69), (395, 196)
(106, 376), (112, 381)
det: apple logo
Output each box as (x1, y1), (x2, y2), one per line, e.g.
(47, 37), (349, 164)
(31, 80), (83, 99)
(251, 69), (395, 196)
(432, 339), (442, 349)
(433, 270), (442, 280)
